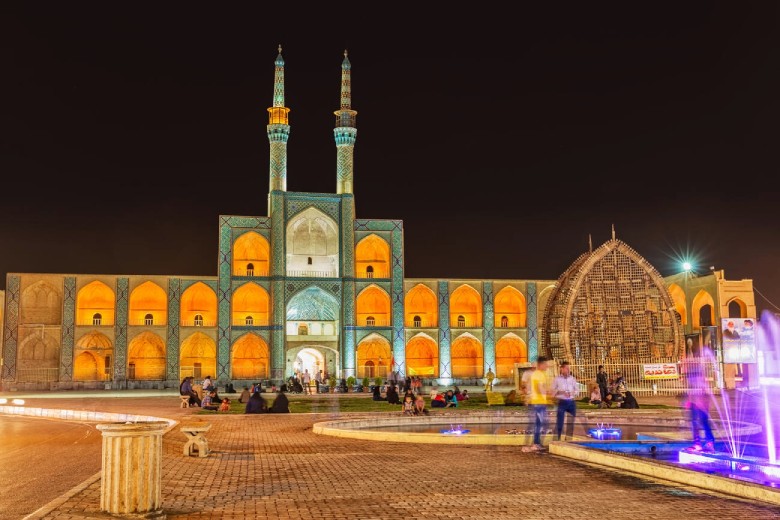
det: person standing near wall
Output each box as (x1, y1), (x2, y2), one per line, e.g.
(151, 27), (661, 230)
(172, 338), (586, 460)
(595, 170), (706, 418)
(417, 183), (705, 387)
(552, 361), (579, 440)
(596, 365), (608, 402)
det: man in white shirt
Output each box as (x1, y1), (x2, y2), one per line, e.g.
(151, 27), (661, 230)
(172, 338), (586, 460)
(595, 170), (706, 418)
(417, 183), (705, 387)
(551, 361), (579, 440)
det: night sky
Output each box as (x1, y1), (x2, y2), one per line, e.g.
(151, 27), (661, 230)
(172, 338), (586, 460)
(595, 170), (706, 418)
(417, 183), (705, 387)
(3, 4), (780, 317)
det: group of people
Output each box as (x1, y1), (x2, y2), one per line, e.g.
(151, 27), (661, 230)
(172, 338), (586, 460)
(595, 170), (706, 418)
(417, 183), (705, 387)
(371, 378), (468, 414)
(244, 388), (291, 414)
(591, 366), (636, 408)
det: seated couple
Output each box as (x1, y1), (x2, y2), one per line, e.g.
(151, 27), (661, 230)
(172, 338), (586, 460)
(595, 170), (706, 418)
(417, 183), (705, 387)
(245, 390), (291, 414)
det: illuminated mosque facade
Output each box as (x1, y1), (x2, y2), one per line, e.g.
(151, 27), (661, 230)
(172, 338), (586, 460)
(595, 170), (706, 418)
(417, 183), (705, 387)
(0, 49), (758, 391)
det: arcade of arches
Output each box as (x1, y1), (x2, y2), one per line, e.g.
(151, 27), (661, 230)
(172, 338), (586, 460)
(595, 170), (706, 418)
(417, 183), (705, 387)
(355, 234), (390, 278)
(406, 333), (438, 377)
(233, 231), (270, 276)
(356, 334), (392, 378)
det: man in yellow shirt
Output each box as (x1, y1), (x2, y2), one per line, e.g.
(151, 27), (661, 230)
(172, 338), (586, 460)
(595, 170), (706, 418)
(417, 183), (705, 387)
(522, 356), (550, 452)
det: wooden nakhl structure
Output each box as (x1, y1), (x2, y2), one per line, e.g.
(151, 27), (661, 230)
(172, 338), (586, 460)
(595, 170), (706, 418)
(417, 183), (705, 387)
(542, 230), (685, 365)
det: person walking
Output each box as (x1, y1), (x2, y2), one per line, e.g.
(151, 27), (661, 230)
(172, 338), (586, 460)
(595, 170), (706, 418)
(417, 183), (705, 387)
(303, 369), (312, 395)
(686, 365), (716, 452)
(522, 356), (551, 452)
(552, 361), (579, 440)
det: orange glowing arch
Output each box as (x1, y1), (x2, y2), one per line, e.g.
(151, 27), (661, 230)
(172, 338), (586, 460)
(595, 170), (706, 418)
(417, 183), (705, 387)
(180, 331), (217, 380)
(129, 281), (167, 326)
(232, 282), (270, 326)
(356, 285), (391, 326)
(356, 333), (392, 378)
(450, 284), (482, 328)
(231, 333), (269, 380)
(127, 332), (166, 380)
(355, 234), (390, 278)
(494, 286), (526, 328)
(77, 281), (115, 326)
(404, 284), (438, 327)
(451, 333), (484, 378)
(233, 231), (270, 276)
(406, 333), (438, 377)
(180, 282), (218, 327)
(495, 333), (527, 379)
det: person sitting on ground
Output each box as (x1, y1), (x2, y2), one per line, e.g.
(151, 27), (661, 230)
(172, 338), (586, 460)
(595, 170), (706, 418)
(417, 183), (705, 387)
(444, 389), (458, 408)
(431, 391), (446, 408)
(622, 390), (640, 409)
(504, 389), (523, 406)
(454, 387), (464, 402)
(386, 384), (401, 405)
(202, 375), (215, 393)
(238, 386), (251, 404)
(414, 394), (429, 415)
(269, 389), (290, 413)
(245, 390), (267, 414)
(402, 394), (415, 415)
(225, 382), (235, 394)
(338, 378), (349, 393)
(429, 386), (439, 401)
(372, 384), (386, 401)
(460, 389), (470, 401)
(403, 388), (415, 403)
(201, 390), (219, 411)
(218, 398), (231, 412)
(589, 386), (603, 407)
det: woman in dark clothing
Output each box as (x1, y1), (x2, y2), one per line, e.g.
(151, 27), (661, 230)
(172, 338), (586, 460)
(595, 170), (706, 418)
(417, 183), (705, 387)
(245, 391), (267, 414)
(180, 376), (200, 406)
(269, 391), (290, 413)
(372, 385), (385, 401)
(386, 385), (401, 405)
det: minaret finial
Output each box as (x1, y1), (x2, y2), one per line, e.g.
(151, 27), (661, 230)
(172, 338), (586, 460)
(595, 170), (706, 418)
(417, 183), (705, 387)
(278, 43), (282, 54)
(589, 234), (593, 253)
(611, 224), (616, 240)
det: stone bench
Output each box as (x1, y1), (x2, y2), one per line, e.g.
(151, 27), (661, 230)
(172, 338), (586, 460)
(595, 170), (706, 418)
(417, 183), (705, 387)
(181, 423), (212, 457)
(179, 395), (191, 408)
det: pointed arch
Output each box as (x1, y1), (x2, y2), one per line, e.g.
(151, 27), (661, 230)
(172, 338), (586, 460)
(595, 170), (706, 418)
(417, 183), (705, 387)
(180, 331), (217, 380)
(727, 298), (747, 318)
(73, 351), (100, 381)
(692, 290), (716, 330)
(355, 234), (390, 278)
(495, 333), (527, 379)
(233, 231), (270, 276)
(76, 330), (113, 350)
(21, 280), (62, 325)
(494, 286), (526, 328)
(356, 284), (391, 326)
(18, 332), (59, 371)
(127, 332), (166, 380)
(667, 283), (687, 326)
(450, 284), (482, 328)
(129, 281), (167, 326)
(356, 333), (392, 379)
(451, 333), (483, 378)
(286, 207), (340, 276)
(406, 333), (438, 377)
(180, 282), (217, 327)
(232, 282), (270, 326)
(404, 284), (438, 327)
(231, 333), (270, 380)
(77, 281), (115, 326)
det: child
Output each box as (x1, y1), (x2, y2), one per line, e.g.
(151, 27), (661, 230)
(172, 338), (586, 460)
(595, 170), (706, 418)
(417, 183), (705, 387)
(218, 398), (230, 412)
(402, 394), (415, 415)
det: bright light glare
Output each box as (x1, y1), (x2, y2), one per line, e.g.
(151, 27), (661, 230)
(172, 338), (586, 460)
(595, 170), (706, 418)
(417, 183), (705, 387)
(11, 399), (25, 406)
(0, 398), (7, 405)
(682, 262), (692, 271)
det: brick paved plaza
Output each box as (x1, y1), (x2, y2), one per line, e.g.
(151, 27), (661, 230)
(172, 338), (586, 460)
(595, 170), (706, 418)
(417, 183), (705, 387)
(6, 394), (780, 520)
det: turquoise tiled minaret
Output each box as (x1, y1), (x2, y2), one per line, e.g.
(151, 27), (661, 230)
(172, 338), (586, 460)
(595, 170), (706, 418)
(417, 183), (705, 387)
(267, 45), (290, 214)
(334, 50), (357, 195)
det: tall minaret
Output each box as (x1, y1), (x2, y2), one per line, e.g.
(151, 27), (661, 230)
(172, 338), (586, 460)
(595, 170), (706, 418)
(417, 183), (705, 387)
(334, 49), (357, 195)
(267, 45), (290, 206)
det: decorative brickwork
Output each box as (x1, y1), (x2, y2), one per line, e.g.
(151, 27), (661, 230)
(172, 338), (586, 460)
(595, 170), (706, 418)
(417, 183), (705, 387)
(59, 277), (76, 381)
(166, 279), (181, 381)
(2, 275), (20, 381)
(482, 281), (495, 376)
(438, 281), (450, 379)
(114, 278), (129, 380)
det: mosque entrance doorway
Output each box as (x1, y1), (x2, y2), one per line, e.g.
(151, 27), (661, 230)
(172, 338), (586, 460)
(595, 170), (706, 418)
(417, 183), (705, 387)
(286, 345), (338, 382)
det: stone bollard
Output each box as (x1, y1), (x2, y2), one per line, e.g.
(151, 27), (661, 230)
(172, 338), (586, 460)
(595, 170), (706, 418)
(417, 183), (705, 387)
(96, 421), (168, 518)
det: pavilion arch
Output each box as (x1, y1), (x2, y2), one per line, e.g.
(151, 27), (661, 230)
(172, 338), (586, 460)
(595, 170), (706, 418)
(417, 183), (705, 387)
(356, 284), (391, 326)
(129, 281), (167, 326)
(180, 282), (218, 327)
(668, 283), (687, 326)
(180, 331), (217, 380)
(494, 286), (526, 328)
(356, 333), (392, 379)
(73, 351), (101, 381)
(495, 333), (528, 379)
(727, 298), (748, 318)
(450, 284), (482, 328)
(20, 280), (62, 325)
(355, 234), (390, 278)
(17, 333), (60, 374)
(127, 332), (166, 380)
(286, 207), (339, 276)
(75, 330), (113, 381)
(451, 333), (484, 378)
(233, 231), (270, 276)
(77, 281), (115, 326)
(406, 333), (438, 377)
(692, 290), (716, 329)
(404, 284), (438, 327)
(232, 282), (270, 326)
(231, 333), (270, 380)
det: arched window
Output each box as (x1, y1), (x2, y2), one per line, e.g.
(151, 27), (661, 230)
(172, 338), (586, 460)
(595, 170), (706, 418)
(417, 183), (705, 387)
(245, 316), (254, 326)
(104, 355), (112, 379)
(728, 301), (742, 318)
(298, 324), (308, 335)
(366, 265), (374, 278)
(194, 314), (204, 327)
(246, 263), (255, 276)
(413, 315), (421, 327)
(128, 362), (136, 379)
(93, 313), (102, 326)
(366, 316), (376, 326)
(457, 315), (466, 327)
(500, 316), (508, 328)
(699, 305), (713, 327)
(144, 313), (154, 326)
(307, 257), (313, 265)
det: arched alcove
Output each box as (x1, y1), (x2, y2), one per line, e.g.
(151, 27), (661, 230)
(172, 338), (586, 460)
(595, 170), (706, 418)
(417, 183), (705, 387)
(127, 332), (166, 380)
(180, 331), (217, 380)
(450, 284), (482, 328)
(232, 282), (270, 326)
(728, 298), (747, 318)
(73, 351), (100, 381)
(286, 207), (339, 277)
(286, 286), (340, 336)
(692, 290), (716, 330)
(180, 282), (217, 327)
(668, 283), (687, 326)
(495, 333), (527, 379)
(231, 333), (270, 380)
(355, 234), (390, 278)
(450, 333), (483, 378)
(129, 281), (167, 326)
(404, 284), (438, 327)
(356, 285), (391, 326)
(233, 231), (270, 276)
(20, 280), (62, 325)
(77, 281), (115, 326)
(356, 333), (392, 378)
(17, 333), (60, 381)
(494, 286), (526, 328)
(406, 333), (438, 377)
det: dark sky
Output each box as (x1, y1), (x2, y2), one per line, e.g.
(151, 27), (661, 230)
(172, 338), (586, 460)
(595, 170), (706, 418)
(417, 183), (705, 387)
(2, 3), (780, 317)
